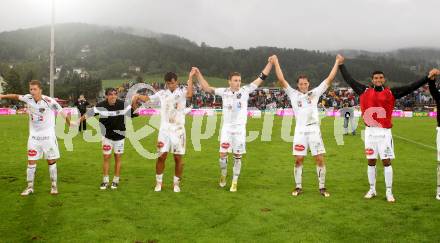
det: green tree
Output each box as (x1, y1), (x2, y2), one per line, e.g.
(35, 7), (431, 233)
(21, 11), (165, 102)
(3, 68), (23, 94)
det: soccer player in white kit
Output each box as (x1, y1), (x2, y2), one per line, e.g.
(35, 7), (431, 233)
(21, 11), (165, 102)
(271, 55), (343, 197)
(132, 71), (194, 192)
(426, 68), (440, 200)
(193, 58), (273, 192)
(0, 80), (71, 196)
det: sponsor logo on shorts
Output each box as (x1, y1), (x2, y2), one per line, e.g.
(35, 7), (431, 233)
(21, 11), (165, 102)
(28, 149), (37, 157)
(157, 141), (164, 148)
(365, 148), (374, 155)
(294, 144), (305, 151)
(221, 143), (230, 149)
(31, 136), (50, 141)
(102, 145), (112, 151)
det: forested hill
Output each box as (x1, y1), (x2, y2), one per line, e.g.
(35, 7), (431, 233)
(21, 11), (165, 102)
(0, 23), (427, 87)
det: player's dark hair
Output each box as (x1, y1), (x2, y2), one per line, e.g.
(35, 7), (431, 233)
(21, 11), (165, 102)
(105, 87), (117, 95)
(296, 75), (310, 83)
(164, 72), (178, 82)
(371, 71), (385, 78)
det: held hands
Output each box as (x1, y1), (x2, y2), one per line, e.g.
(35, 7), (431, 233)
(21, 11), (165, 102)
(191, 67), (201, 77)
(428, 68), (440, 80)
(189, 67), (197, 79)
(336, 54), (345, 65)
(268, 55), (278, 65)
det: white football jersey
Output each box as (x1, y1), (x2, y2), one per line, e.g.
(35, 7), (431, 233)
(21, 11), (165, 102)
(19, 94), (63, 135)
(284, 81), (329, 127)
(215, 83), (257, 126)
(150, 87), (188, 127)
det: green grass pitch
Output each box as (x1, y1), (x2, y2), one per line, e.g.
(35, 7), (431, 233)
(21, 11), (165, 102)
(0, 115), (440, 242)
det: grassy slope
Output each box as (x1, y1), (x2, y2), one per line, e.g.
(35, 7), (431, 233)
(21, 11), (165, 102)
(0, 115), (439, 242)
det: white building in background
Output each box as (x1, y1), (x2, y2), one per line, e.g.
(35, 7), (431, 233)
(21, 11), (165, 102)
(129, 66), (141, 73)
(54, 66), (63, 80)
(73, 68), (90, 79)
(81, 45), (90, 53)
(0, 75), (5, 94)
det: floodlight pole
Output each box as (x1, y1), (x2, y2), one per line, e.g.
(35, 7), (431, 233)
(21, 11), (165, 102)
(49, 0), (55, 98)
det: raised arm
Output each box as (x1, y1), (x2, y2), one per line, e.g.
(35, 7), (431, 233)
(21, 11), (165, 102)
(186, 68), (195, 98)
(270, 55), (289, 89)
(339, 61), (367, 95)
(428, 69), (440, 102)
(428, 80), (440, 102)
(0, 94), (21, 100)
(193, 67), (215, 94)
(251, 59), (273, 87)
(324, 54), (344, 86)
(391, 69), (439, 99)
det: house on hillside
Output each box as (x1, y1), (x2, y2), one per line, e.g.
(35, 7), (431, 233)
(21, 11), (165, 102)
(73, 68), (90, 79)
(129, 66), (141, 73)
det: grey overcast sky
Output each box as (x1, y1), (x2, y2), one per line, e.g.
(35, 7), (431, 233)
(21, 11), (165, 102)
(1, 0), (439, 51)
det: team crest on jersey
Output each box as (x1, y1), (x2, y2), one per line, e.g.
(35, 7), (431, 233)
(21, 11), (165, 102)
(297, 101), (302, 107)
(236, 93), (242, 99)
(39, 108), (46, 113)
(47, 148), (55, 157)
(384, 147), (392, 157)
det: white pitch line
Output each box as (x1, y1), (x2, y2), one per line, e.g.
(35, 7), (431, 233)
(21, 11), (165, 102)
(393, 134), (436, 150)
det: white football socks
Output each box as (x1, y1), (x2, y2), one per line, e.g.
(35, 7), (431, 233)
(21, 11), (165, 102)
(156, 174), (163, 183)
(26, 164), (37, 187)
(384, 165), (393, 194)
(316, 166), (326, 189)
(368, 165), (376, 191)
(219, 157), (228, 177)
(294, 164), (303, 189)
(49, 163), (57, 185)
(437, 163), (440, 195)
(232, 156), (242, 183)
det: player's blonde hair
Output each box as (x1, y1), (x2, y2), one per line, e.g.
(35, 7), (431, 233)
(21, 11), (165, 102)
(29, 80), (42, 89)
